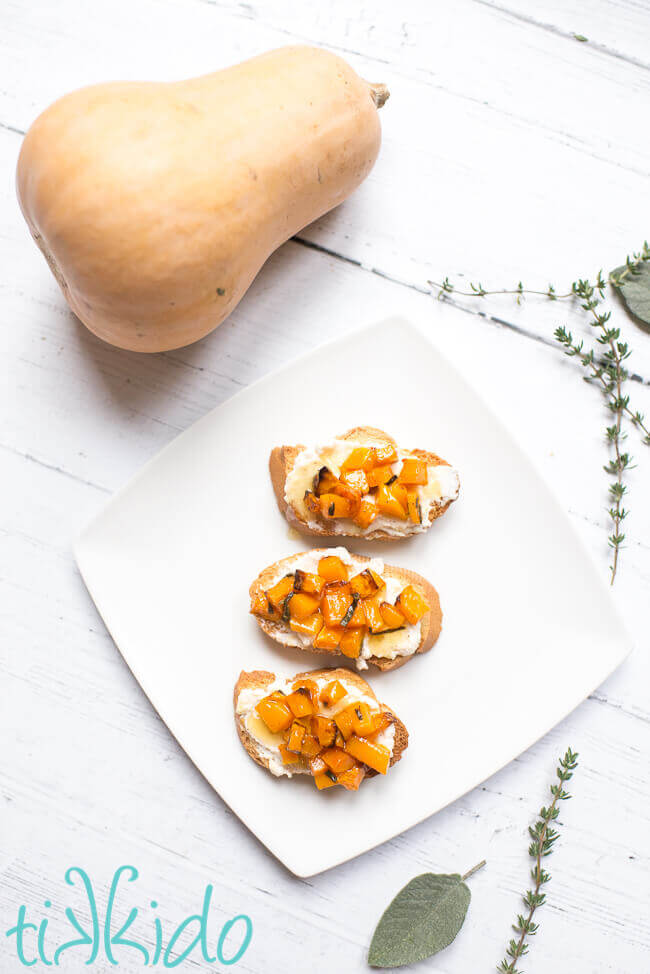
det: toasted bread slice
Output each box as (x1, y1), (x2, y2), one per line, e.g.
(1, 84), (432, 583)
(234, 667), (408, 781)
(250, 548), (442, 672)
(269, 426), (459, 540)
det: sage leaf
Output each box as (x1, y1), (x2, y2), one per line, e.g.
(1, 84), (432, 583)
(368, 872), (471, 968)
(610, 260), (650, 329)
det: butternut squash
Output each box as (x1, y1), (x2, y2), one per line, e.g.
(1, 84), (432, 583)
(17, 47), (388, 352)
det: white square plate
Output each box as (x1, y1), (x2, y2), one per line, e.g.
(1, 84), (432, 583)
(75, 318), (631, 876)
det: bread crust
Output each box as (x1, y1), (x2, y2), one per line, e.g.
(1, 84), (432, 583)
(269, 426), (457, 540)
(250, 549), (442, 671)
(233, 666), (408, 778)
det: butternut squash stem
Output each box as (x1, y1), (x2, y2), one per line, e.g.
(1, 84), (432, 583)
(368, 83), (390, 108)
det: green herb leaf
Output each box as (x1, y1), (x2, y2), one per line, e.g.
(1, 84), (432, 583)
(368, 872), (471, 968)
(610, 259), (650, 329)
(573, 33), (588, 42)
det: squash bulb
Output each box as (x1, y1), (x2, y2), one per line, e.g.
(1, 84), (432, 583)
(16, 46), (388, 352)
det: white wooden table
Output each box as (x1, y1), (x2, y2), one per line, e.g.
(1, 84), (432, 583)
(2, 2), (649, 970)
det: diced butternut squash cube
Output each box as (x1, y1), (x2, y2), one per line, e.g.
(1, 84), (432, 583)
(406, 489), (422, 525)
(366, 465), (397, 489)
(291, 678), (319, 707)
(266, 575), (294, 609)
(304, 490), (322, 515)
(398, 458), (428, 485)
(354, 499), (378, 530)
(344, 599), (366, 628)
(321, 747), (357, 774)
(293, 569), (324, 597)
(314, 771), (338, 790)
(334, 706), (356, 740)
(318, 556), (349, 583)
(286, 721), (306, 752)
(313, 466), (340, 495)
(375, 484), (408, 519)
(341, 468), (370, 494)
(337, 765), (366, 791)
(369, 710), (394, 737)
(250, 591), (278, 620)
(289, 611), (324, 639)
(341, 447), (376, 472)
(321, 585), (353, 626)
(349, 569), (382, 599)
(345, 736), (391, 774)
(372, 443), (398, 465)
(288, 591), (321, 621)
(339, 627), (365, 659)
(396, 585), (430, 624)
(309, 755), (327, 775)
(351, 702), (374, 736)
(299, 734), (322, 759)
(278, 743), (301, 765)
(379, 602), (406, 630)
(320, 679), (348, 707)
(312, 716), (337, 748)
(255, 695), (293, 734)
(286, 688), (315, 719)
(332, 482), (362, 517)
(313, 625), (344, 651)
(363, 597), (388, 634)
(320, 493), (351, 519)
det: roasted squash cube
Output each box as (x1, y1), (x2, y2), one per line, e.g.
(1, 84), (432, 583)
(289, 611), (325, 639)
(319, 493), (351, 519)
(313, 625), (344, 651)
(318, 556), (349, 583)
(313, 466), (340, 496)
(351, 702), (374, 736)
(286, 721), (306, 752)
(321, 747), (357, 774)
(255, 695), (294, 734)
(406, 489), (422, 525)
(309, 754), (327, 775)
(372, 443), (398, 465)
(343, 598), (366, 628)
(314, 771), (338, 790)
(398, 458), (428, 485)
(321, 586), (354, 626)
(288, 591), (321, 621)
(375, 484), (408, 519)
(341, 447), (376, 472)
(334, 705), (356, 740)
(349, 569), (381, 599)
(293, 569), (324, 596)
(379, 601), (406, 629)
(369, 710), (394, 737)
(396, 585), (430, 624)
(304, 490), (322, 515)
(286, 688), (315, 718)
(266, 575), (295, 609)
(291, 678), (319, 707)
(312, 716), (337, 748)
(250, 591), (278, 620)
(354, 499), (378, 530)
(341, 468), (370, 494)
(345, 735), (391, 775)
(299, 733), (322, 759)
(337, 765), (365, 791)
(366, 464), (397, 489)
(332, 482), (362, 517)
(320, 679), (348, 707)
(278, 743), (302, 765)
(339, 627), (364, 659)
(363, 597), (388, 634)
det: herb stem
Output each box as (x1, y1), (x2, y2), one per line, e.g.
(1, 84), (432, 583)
(461, 860), (486, 882)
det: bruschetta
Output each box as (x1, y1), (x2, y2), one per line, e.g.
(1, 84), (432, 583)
(250, 547), (441, 671)
(269, 426), (460, 539)
(234, 667), (408, 790)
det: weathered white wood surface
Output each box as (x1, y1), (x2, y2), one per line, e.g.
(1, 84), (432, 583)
(1, 1), (649, 970)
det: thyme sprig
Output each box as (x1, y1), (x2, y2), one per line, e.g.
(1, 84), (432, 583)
(497, 748), (579, 974)
(429, 245), (650, 582)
